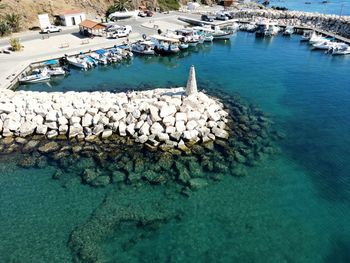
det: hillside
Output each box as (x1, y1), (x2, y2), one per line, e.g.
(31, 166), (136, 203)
(0, 0), (182, 30)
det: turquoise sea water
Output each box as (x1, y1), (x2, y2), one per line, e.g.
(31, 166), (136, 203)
(4, 32), (350, 262)
(266, 0), (350, 16)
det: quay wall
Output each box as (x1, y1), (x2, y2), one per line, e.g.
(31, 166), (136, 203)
(0, 88), (229, 151)
(231, 9), (350, 38)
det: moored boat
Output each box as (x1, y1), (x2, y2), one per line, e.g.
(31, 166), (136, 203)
(66, 56), (89, 70)
(19, 71), (51, 84)
(283, 26), (294, 36)
(131, 40), (155, 55)
(213, 27), (234, 40)
(330, 43), (350, 55)
(151, 35), (180, 55)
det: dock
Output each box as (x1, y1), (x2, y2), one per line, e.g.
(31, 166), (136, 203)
(178, 16), (350, 45)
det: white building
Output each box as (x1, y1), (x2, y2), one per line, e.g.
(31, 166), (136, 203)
(57, 10), (86, 26)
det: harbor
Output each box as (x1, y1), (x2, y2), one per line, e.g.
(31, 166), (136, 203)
(1, 1), (350, 262)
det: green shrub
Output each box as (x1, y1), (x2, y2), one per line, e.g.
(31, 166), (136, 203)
(158, 0), (180, 11)
(5, 13), (21, 32)
(0, 20), (11, 36)
(9, 38), (22, 51)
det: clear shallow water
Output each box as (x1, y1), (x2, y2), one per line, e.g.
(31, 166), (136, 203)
(4, 32), (350, 262)
(266, 0), (350, 16)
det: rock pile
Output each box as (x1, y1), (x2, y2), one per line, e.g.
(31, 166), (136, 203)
(0, 87), (230, 151)
(231, 9), (350, 38)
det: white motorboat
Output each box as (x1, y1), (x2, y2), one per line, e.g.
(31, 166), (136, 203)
(255, 21), (278, 37)
(283, 26), (294, 36)
(131, 40), (155, 55)
(265, 23), (280, 37)
(19, 71), (50, 84)
(175, 29), (199, 47)
(309, 33), (328, 44)
(151, 35), (180, 55)
(312, 40), (334, 50)
(46, 67), (66, 76)
(213, 26), (234, 40)
(90, 50), (108, 65)
(193, 26), (214, 42)
(330, 43), (350, 55)
(301, 30), (314, 41)
(66, 56), (89, 70)
(108, 9), (138, 20)
(33, 67), (66, 76)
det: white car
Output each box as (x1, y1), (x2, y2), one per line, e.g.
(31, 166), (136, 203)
(113, 25), (132, 38)
(41, 25), (62, 34)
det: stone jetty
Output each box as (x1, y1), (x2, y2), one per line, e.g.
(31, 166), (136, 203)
(0, 85), (229, 151)
(231, 8), (350, 38)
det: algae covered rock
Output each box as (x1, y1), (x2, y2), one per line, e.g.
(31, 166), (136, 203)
(82, 168), (101, 184)
(189, 178), (208, 190)
(17, 155), (37, 168)
(38, 141), (59, 153)
(143, 170), (167, 184)
(112, 171), (126, 183)
(91, 176), (110, 187)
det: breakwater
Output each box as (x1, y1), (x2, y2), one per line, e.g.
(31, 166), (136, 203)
(231, 9), (350, 38)
(0, 87), (229, 150)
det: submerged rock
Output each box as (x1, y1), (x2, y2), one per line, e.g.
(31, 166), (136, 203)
(189, 178), (208, 190)
(38, 141), (59, 154)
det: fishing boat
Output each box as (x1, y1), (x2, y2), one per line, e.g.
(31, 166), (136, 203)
(255, 21), (278, 37)
(193, 26), (214, 42)
(213, 26), (234, 40)
(90, 50), (108, 65)
(66, 56), (89, 70)
(19, 71), (50, 84)
(265, 23), (280, 37)
(283, 26), (294, 36)
(131, 40), (155, 55)
(175, 29), (199, 47)
(83, 56), (98, 67)
(330, 43), (350, 55)
(108, 9), (138, 20)
(151, 35), (180, 55)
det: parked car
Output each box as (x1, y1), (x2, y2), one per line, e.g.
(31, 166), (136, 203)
(216, 13), (228, 21)
(106, 24), (121, 32)
(201, 14), (215, 22)
(41, 25), (62, 34)
(138, 11), (147, 17)
(113, 25), (132, 38)
(145, 10), (154, 17)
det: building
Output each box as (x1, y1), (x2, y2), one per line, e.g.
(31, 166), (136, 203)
(57, 10), (86, 26)
(79, 20), (106, 37)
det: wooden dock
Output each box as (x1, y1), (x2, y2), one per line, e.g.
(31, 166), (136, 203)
(178, 16), (350, 45)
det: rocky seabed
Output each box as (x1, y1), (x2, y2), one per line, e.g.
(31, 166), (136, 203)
(0, 88), (229, 151)
(232, 9), (350, 38)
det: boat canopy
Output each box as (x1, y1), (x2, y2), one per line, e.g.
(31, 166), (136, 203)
(150, 35), (180, 43)
(95, 49), (107, 55)
(192, 26), (214, 32)
(44, 59), (59, 65)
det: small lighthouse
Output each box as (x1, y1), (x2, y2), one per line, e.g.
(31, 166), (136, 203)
(186, 65), (198, 96)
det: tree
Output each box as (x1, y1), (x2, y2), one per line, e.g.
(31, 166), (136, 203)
(5, 13), (21, 32)
(106, 0), (131, 17)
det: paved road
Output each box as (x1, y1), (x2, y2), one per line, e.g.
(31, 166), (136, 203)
(0, 12), (186, 47)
